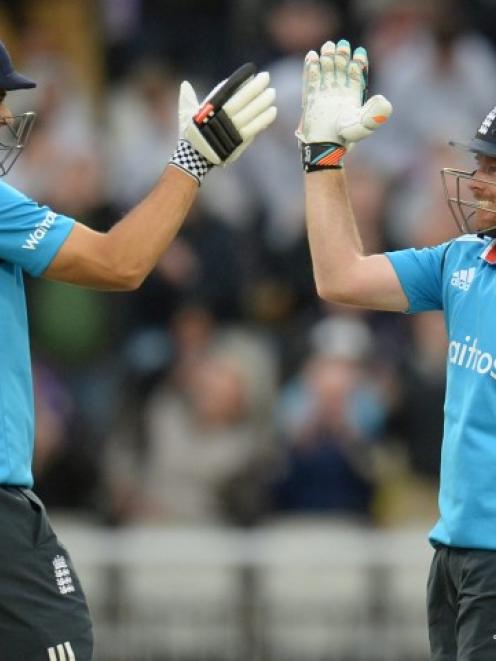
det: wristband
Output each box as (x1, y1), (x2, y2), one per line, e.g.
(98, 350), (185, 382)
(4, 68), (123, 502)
(301, 142), (346, 172)
(169, 139), (213, 185)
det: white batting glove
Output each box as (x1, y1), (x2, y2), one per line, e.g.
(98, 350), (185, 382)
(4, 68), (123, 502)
(296, 39), (392, 172)
(170, 63), (277, 184)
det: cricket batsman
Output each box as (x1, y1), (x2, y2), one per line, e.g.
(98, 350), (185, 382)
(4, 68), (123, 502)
(0, 38), (276, 660)
(299, 37), (496, 660)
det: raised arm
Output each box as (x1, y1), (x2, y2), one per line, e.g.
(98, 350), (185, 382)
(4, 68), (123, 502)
(298, 40), (407, 312)
(44, 167), (197, 290)
(306, 169), (407, 311)
(44, 64), (277, 290)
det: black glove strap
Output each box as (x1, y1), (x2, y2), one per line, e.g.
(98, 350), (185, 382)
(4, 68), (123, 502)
(301, 142), (346, 172)
(191, 62), (255, 162)
(195, 107), (243, 161)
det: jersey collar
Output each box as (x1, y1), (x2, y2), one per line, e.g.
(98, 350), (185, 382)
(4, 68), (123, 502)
(480, 238), (496, 264)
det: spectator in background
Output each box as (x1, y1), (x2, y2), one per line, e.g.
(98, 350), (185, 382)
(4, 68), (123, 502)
(104, 59), (178, 212)
(374, 311), (448, 526)
(359, 0), (496, 178)
(406, 316), (448, 464)
(345, 158), (390, 254)
(191, 0), (343, 252)
(106, 311), (279, 526)
(103, 305), (216, 525)
(386, 143), (472, 249)
(194, 0), (348, 342)
(99, 0), (145, 81)
(32, 361), (100, 510)
(238, 0), (343, 253)
(272, 315), (391, 519)
(7, 53), (98, 206)
(123, 198), (245, 331)
(393, 313), (447, 479)
(391, 312), (448, 508)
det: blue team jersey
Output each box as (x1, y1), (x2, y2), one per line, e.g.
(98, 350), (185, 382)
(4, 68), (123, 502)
(0, 181), (74, 487)
(387, 234), (496, 549)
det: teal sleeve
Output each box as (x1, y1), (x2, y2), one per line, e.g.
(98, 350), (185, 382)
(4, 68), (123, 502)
(0, 182), (75, 276)
(385, 242), (451, 313)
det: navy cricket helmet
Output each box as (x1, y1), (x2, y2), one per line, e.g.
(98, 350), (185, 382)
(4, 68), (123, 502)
(0, 40), (36, 90)
(0, 40), (37, 176)
(449, 105), (496, 158)
(442, 105), (496, 235)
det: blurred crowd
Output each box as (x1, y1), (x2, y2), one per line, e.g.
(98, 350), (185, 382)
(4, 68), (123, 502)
(2, 0), (495, 529)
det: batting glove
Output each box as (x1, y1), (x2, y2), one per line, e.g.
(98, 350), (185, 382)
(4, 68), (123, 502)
(170, 63), (277, 184)
(296, 39), (392, 172)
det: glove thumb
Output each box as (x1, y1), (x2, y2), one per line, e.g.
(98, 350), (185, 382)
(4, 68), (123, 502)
(339, 94), (393, 143)
(178, 81), (199, 135)
(360, 95), (392, 131)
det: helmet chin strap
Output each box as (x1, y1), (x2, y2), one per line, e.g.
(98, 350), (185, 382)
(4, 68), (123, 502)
(470, 204), (496, 237)
(478, 228), (496, 239)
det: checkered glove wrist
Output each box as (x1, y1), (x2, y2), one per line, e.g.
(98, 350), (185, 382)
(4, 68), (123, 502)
(169, 139), (213, 185)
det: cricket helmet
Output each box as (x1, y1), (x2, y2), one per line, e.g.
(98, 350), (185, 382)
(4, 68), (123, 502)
(0, 40), (36, 90)
(442, 105), (496, 234)
(0, 40), (37, 176)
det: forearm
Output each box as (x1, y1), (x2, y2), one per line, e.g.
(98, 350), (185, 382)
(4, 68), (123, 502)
(45, 165), (199, 290)
(305, 169), (364, 300)
(299, 40), (405, 311)
(104, 165), (198, 287)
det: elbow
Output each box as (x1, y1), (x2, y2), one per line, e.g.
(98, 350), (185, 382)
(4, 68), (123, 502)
(107, 263), (145, 291)
(118, 279), (141, 292)
(86, 234), (145, 291)
(315, 279), (333, 302)
(315, 279), (357, 305)
(116, 270), (144, 291)
(315, 279), (346, 304)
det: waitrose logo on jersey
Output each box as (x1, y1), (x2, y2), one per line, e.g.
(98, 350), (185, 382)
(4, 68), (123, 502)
(22, 211), (56, 250)
(449, 336), (496, 380)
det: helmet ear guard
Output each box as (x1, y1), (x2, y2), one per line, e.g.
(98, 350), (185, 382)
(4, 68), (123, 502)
(0, 111), (36, 176)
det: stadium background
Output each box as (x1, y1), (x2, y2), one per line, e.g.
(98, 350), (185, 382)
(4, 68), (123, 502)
(2, 0), (496, 659)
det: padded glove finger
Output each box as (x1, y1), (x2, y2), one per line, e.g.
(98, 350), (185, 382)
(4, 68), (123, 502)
(239, 106), (278, 140)
(231, 87), (276, 131)
(223, 72), (271, 117)
(302, 49), (320, 112)
(297, 50), (321, 142)
(320, 43), (334, 92)
(334, 39), (351, 87)
(352, 46), (369, 104)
